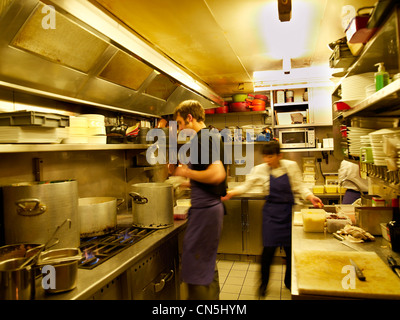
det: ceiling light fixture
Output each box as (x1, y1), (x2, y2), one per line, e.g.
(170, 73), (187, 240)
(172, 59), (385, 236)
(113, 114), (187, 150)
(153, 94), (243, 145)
(283, 57), (291, 74)
(278, 0), (292, 22)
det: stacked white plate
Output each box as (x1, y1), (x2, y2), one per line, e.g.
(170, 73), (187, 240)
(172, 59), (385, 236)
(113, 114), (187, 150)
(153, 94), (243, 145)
(369, 128), (400, 166)
(342, 72), (375, 101)
(347, 127), (374, 157)
(360, 135), (371, 147)
(397, 144), (400, 170)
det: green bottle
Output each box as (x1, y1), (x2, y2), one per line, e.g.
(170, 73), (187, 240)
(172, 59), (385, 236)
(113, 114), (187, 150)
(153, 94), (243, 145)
(374, 62), (389, 91)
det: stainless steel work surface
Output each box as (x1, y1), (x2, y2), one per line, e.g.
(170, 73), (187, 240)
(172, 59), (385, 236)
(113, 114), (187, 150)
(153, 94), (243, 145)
(34, 220), (186, 300)
(291, 222), (400, 299)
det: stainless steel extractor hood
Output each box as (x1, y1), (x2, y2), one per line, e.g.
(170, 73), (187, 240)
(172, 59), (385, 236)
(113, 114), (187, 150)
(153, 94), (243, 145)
(0, 0), (222, 116)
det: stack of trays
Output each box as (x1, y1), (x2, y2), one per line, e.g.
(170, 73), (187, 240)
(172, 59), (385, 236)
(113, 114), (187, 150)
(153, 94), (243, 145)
(0, 111), (69, 143)
(302, 157), (316, 190)
(0, 126), (61, 143)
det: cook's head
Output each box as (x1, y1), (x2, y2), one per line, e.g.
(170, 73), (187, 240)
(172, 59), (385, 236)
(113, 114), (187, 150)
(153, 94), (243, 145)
(262, 140), (282, 168)
(174, 100), (205, 130)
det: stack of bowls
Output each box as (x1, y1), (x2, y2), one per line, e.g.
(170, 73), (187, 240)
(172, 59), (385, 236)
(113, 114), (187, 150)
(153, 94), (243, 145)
(63, 116), (89, 144)
(79, 114), (106, 144)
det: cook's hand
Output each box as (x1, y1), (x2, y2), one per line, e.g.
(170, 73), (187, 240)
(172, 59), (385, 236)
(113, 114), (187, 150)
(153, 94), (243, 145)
(221, 190), (236, 202)
(309, 196), (324, 208)
(168, 164), (176, 176)
(173, 164), (189, 178)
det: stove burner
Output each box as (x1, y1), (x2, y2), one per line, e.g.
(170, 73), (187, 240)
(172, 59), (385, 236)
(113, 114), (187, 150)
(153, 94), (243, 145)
(78, 227), (155, 269)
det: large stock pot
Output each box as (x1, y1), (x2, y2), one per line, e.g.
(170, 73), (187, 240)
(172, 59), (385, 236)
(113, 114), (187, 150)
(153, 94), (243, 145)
(78, 197), (124, 237)
(2, 180), (79, 249)
(129, 183), (174, 229)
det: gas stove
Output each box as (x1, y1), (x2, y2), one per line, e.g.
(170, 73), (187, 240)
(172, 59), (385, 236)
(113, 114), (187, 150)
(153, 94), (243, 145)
(78, 227), (156, 269)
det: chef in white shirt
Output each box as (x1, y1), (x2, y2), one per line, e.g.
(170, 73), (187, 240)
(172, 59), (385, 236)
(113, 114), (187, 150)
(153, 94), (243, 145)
(223, 141), (322, 296)
(338, 160), (368, 204)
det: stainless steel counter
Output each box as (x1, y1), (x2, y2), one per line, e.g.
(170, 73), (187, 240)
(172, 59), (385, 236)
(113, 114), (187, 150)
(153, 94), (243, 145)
(291, 215), (400, 299)
(34, 219), (187, 300)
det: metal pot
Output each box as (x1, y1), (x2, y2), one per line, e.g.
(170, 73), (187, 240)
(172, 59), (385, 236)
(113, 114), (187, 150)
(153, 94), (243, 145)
(130, 183), (173, 229)
(78, 197), (124, 237)
(0, 257), (35, 300)
(215, 105), (229, 114)
(37, 248), (81, 293)
(2, 180), (79, 249)
(232, 93), (250, 102)
(229, 102), (250, 112)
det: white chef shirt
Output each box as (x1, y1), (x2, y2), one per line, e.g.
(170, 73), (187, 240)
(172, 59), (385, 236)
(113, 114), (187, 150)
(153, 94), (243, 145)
(338, 160), (368, 192)
(232, 159), (313, 202)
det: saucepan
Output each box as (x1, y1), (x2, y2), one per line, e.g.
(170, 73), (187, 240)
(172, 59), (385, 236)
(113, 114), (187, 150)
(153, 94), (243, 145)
(229, 102), (251, 112)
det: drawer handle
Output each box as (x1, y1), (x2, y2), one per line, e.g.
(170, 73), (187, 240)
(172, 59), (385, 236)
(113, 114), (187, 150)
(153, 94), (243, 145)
(154, 269), (174, 293)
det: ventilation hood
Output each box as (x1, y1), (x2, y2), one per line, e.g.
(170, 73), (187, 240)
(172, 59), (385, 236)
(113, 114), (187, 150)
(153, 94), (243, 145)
(0, 0), (222, 116)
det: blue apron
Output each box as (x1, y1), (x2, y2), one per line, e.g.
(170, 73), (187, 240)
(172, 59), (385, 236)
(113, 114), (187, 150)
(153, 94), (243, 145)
(262, 173), (294, 247)
(181, 171), (224, 286)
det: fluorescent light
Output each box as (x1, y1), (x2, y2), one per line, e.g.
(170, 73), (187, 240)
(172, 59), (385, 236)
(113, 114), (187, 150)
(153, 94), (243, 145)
(283, 57), (291, 73)
(253, 65), (333, 89)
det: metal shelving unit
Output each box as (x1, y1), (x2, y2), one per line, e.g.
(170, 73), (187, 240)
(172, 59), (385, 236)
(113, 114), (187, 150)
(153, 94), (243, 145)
(0, 143), (152, 153)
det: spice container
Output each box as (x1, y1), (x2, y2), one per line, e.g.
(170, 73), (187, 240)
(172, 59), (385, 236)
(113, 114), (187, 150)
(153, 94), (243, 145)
(285, 90), (294, 103)
(276, 90), (285, 104)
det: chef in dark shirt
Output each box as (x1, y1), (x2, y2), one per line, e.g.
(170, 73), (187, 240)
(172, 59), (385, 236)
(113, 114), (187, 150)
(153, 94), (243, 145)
(171, 100), (227, 300)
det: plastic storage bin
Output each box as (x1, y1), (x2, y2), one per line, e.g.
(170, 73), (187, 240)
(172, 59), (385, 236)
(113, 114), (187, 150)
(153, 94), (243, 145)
(301, 209), (326, 232)
(325, 185), (337, 193)
(313, 185), (325, 194)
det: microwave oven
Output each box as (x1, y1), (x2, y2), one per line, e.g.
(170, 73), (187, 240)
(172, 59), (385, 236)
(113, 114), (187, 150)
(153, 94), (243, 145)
(279, 128), (315, 149)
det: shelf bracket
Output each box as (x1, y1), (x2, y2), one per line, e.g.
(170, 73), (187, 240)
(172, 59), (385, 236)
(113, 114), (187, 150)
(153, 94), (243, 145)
(33, 158), (43, 182)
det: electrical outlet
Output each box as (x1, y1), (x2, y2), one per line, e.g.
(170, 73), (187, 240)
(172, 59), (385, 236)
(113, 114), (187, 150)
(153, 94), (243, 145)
(317, 158), (322, 163)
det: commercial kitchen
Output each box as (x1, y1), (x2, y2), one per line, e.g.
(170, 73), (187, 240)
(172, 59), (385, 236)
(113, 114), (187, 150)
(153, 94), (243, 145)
(1, 0), (400, 301)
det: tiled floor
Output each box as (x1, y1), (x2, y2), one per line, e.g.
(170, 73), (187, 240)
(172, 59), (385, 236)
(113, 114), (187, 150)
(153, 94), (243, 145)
(217, 257), (292, 300)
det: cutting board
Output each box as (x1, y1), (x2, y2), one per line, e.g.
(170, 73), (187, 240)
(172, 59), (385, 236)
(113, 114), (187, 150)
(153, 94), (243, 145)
(294, 250), (400, 299)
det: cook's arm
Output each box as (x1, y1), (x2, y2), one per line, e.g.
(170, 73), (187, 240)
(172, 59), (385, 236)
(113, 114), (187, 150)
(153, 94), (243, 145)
(290, 162), (324, 208)
(173, 160), (226, 185)
(223, 166), (264, 200)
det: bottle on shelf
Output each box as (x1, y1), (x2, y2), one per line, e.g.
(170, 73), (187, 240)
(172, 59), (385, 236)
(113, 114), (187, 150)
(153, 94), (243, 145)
(374, 62), (389, 91)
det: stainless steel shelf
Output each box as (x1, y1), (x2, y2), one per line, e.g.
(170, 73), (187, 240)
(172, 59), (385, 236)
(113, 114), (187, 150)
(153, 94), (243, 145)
(274, 123), (331, 128)
(280, 147), (333, 153)
(0, 143), (152, 153)
(339, 78), (400, 118)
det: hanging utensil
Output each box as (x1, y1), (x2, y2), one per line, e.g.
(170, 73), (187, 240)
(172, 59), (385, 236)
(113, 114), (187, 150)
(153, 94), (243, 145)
(387, 256), (400, 279)
(18, 245), (45, 269)
(44, 218), (72, 249)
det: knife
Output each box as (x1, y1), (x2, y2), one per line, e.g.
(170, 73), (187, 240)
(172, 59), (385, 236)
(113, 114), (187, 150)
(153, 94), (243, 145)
(333, 233), (365, 252)
(350, 259), (366, 281)
(387, 256), (400, 279)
